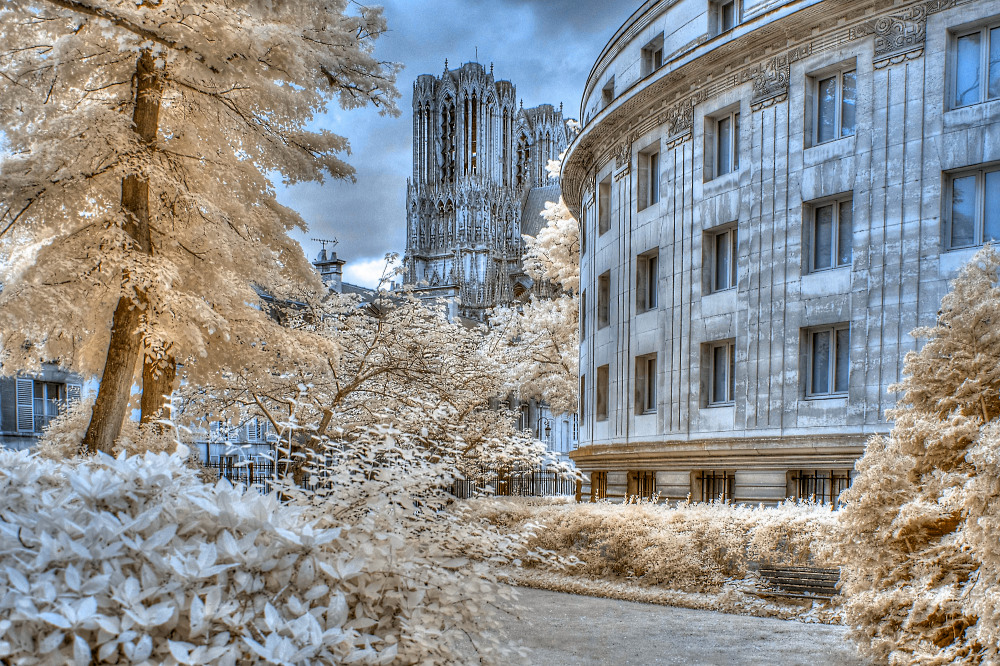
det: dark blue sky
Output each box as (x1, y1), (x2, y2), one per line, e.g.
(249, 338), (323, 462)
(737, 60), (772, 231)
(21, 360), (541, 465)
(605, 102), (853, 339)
(279, 0), (637, 287)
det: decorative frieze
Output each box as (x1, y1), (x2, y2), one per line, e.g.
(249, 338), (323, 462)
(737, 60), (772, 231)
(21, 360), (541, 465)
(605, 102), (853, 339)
(745, 43), (812, 109)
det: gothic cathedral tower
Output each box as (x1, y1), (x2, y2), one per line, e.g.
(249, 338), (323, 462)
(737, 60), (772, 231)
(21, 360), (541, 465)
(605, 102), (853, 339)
(404, 61), (570, 320)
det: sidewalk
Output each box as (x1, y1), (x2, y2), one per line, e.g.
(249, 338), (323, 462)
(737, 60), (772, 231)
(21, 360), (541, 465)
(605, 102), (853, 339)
(495, 587), (862, 665)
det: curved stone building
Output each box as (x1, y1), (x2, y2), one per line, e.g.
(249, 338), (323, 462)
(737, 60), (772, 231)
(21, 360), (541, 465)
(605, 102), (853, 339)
(562, 0), (1000, 503)
(404, 62), (570, 321)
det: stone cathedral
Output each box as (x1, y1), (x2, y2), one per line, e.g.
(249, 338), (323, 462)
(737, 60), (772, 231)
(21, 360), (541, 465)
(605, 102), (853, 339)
(403, 61), (571, 321)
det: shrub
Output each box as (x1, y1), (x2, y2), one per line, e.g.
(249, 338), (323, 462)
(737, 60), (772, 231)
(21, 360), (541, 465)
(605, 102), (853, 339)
(468, 498), (839, 594)
(0, 448), (522, 664)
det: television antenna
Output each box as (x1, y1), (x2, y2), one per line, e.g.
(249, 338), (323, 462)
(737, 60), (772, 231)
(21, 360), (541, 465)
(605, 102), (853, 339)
(311, 238), (339, 252)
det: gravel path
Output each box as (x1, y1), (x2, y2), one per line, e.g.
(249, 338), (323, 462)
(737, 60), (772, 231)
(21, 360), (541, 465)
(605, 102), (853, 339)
(496, 587), (863, 665)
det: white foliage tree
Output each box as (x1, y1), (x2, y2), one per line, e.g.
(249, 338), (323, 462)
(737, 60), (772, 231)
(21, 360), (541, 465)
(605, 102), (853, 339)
(180, 290), (549, 486)
(838, 246), (1000, 664)
(488, 159), (580, 414)
(0, 0), (398, 453)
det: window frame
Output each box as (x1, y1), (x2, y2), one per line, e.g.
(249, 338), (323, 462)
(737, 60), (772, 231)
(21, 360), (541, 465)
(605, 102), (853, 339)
(601, 77), (616, 107)
(811, 67), (857, 146)
(597, 271), (611, 329)
(950, 22), (1000, 109)
(598, 175), (612, 235)
(581, 289), (587, 340)
(806, 324), (851, 398)
(637, 145), (661, 211)
(699, 470), (735, 502)
(706, 108), (741, 180)
(596, 364), (610, 422)
(708, 340), (736, 406)
(806, 195), (853, 273)
(636, 249), (659, 312)
(641, 34), (665, 77)
(635, 353), (657, 415)
(945, 165), (1000, 250)
(709, 226), (738, 293)
(712, 0), (741, 35)
(790, 469), (852, 505)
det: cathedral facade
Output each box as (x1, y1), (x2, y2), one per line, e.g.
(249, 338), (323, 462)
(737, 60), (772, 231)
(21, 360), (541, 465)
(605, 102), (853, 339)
(404, 61), (570, 320)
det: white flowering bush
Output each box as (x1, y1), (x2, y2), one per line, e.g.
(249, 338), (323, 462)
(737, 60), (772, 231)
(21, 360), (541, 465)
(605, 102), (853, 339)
(0, 447), (525, 665)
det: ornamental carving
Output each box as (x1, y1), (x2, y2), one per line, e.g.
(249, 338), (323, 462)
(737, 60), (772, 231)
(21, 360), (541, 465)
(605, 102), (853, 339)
(744, 44), (811, 107)
(614, 139), (632, 169)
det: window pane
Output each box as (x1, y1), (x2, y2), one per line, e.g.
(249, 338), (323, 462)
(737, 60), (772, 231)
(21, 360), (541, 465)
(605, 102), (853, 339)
(986, 170), (1000, 244)
(730, 229), (739, 287)
(713, 345), (729, 403)
(647, 357), (657, 409)
(817, 76), (837, 143)
(717, 116), (732, 176)
(648, 255), (658, 307)
(811, 331), (831, 394)
(990, 28), (1000, 100)
(841, 70), (857, 137)
(733, 113), (740, 170)
(715, 231), (731, 289)
(835, 328), (850, 393)
(956, 32), (982, 107)
(650, 151), (660, 204)
(838, 201), (853, 266)
(814, 204), (834, 270)
(721, 1), (734, 31)
(951, 175), (978, 248)
(728, 344), (735, 402)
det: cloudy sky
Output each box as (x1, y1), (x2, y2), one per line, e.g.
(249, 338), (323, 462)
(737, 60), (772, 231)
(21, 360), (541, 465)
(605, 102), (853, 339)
(279, 0), (637, 288)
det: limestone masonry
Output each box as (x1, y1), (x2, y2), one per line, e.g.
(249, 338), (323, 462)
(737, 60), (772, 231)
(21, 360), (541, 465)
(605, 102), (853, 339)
(562, 0), (1000, 503)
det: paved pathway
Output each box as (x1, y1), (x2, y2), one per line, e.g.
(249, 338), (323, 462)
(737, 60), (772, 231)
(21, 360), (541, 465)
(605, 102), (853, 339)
(496, 587), (862, 665)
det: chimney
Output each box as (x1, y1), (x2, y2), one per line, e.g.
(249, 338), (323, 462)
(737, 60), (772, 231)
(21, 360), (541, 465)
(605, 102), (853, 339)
(312, 248), (345, 293)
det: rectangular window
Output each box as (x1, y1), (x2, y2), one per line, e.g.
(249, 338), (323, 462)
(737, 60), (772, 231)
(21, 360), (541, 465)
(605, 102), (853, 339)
(712, 0), (740, 35)
(814, 69), (857, 144)
(596, 364), (610, 421)
(633, 470), (656, 500)
(638, 147), (660, 210)
(580, 375), (586, 421)
(808, 196), (853, 272)
(581, 290), (587, 340)
(635, 353), (657, 414)
(808, 324), (850, 396)
(591, 471), (607, 501)
(699, 470), (735, 502)
(791, 470), (852, 505)
(598, 176), (612, 235)
(597, 271), (611, 329)
(25, 380), (65, 432)
(709, 341), (736, 405)
(711, 110), (740, 178)
(602, 77), (615, 107)
(710, 227), (738, 292)
(642, 34), (665, 77)
(953, 24), (1000, 108)
(947, 166), (1000, 249)
(581, 202), (588, 255)
(636, 250), (659, 312)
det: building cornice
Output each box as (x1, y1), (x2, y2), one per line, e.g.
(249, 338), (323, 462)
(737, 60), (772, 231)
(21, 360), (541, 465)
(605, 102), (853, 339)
(561, 0), (965, 218)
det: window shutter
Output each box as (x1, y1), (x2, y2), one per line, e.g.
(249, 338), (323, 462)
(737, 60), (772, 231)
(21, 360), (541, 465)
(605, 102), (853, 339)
(245, 419), (258, 442)
(16, 379), (34, 432)
(67, 384), (82, 405)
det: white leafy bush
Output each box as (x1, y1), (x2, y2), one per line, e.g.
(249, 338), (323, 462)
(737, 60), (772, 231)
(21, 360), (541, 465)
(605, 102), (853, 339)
(468, 498), (839, 594)
(0, 447), (523, 664)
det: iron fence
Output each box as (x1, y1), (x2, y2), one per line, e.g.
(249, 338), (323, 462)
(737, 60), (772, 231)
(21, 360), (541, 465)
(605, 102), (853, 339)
(206, 458), (577, 500)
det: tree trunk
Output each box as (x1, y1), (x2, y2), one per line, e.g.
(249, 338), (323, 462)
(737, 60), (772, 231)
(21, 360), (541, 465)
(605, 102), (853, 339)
(140, 355), (176, 428)
(82, 50), (163, 454)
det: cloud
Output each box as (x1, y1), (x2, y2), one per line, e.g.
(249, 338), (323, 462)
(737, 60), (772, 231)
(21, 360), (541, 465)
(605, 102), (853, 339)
(343, 255), (401, 290)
